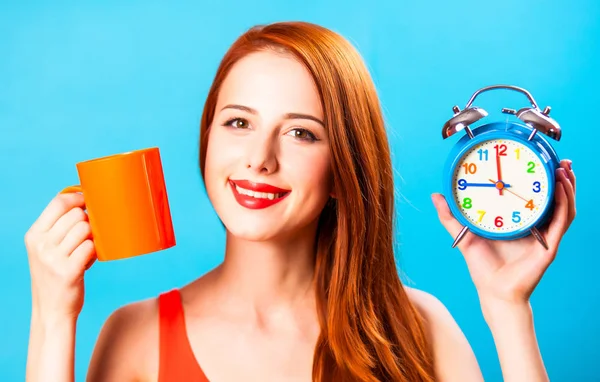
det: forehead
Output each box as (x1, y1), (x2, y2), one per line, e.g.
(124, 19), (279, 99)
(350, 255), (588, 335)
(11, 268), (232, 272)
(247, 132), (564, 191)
(216, 50), (323, 117)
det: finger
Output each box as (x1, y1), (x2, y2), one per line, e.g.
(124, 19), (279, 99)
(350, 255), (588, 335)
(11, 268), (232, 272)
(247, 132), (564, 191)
(557, 167), (576, 222)
(69, 239), (97, 274)
(58, 220), (92, 256)
(431, 193), (503, 278)
(560, 158), (572, 169)
(565, 160), (576, 195)
(558, 159), (575, 190)
(431, 193), (474, 248)
(546, 179), (569, 250)
(47, 207), (88, 246)
(30, 193), (85, 233)
(540, 164), (575, 236)
(85, 256), (97, 271)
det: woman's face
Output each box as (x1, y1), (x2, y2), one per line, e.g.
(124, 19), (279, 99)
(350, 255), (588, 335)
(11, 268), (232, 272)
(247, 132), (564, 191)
(204, 50), (333, 241)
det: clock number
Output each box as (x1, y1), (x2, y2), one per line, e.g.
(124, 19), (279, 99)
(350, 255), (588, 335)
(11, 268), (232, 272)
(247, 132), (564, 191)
(494, 216), (504, 227)
(462, 197), (472, 209)
(512, 211), (521, 223)
(477, 149), (488, 161)
(532, 181), (541, 193)
(525, 199), (535, 210)
(494, 144), (507, 157)
(527, 161), (536, 173)
(477, 210), (486, 223)
(515, 148), (520, 160)
(462, 163), (477, 174)
(457, 179), (467, 190)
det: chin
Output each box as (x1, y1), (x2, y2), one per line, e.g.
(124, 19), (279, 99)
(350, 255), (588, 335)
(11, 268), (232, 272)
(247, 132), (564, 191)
(224, 221), (286, 242)
(223, 212), (322, 243)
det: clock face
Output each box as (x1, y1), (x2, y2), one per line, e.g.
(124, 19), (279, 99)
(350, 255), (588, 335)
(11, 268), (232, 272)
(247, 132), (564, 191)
(452, 138), (551, 234)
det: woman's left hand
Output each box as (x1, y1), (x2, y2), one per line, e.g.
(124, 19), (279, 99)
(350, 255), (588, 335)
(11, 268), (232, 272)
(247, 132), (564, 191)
(431, 159), (576, 314)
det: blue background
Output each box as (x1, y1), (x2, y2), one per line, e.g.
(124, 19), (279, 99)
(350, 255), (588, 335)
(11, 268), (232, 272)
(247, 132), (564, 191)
(1, 1), (597, 381)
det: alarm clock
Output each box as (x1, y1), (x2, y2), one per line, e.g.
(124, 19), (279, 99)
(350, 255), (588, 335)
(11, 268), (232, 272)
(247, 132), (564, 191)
(441, 85), (562, 249)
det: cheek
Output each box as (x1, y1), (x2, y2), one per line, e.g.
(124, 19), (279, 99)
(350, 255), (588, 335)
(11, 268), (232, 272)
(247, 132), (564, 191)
(204, 128), (238, 181)
(203, 132), (235, 206)
(283, 149), (332, 199)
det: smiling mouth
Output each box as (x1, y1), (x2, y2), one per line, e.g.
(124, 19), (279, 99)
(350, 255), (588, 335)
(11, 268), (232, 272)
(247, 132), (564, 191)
(233, 184), (288, 200)
(228, 179), (291, 209)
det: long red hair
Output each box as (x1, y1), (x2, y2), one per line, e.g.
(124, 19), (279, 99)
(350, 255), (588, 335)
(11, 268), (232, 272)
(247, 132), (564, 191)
(199, 21), (434, 381)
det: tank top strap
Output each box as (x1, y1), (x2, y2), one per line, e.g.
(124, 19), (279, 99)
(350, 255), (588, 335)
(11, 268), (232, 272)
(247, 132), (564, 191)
(158, 288), (210, 381)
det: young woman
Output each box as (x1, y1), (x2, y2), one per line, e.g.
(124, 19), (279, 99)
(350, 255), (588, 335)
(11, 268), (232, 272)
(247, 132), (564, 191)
(25, 21), (576, 381)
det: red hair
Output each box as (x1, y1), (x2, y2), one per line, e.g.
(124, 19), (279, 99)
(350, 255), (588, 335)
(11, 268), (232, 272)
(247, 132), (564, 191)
(199, 21), (434, 381)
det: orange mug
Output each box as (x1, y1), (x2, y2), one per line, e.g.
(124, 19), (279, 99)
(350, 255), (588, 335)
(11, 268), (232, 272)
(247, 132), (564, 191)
(61, 147), (176, 261)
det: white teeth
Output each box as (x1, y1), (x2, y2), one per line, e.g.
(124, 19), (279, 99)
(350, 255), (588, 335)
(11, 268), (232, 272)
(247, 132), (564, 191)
(235, 185), (282, 200)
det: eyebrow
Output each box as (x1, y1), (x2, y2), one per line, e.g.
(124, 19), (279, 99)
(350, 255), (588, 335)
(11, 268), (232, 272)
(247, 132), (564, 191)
(221, 104), (325, 127)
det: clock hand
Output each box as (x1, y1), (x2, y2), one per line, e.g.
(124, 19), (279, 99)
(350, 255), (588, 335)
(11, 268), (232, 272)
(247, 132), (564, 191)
(459, 180), (512, 188)
(486, 179), (511, 190)
(465, 182), (496, 187)
(504, 188), (531, 203)
(496, 153), (504, 195)
(465, 182), (511, 187)
(488, 179), (533, 205)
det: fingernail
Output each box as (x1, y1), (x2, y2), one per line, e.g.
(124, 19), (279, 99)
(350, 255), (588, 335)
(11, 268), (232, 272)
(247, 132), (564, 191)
(567, 160), (572, 170)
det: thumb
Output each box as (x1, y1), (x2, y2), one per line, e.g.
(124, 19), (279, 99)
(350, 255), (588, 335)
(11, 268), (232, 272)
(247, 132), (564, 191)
(431, 193), (466, 241)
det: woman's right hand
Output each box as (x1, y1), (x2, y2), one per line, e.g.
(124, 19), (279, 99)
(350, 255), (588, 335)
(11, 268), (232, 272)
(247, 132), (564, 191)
(25, 192), (97, 322)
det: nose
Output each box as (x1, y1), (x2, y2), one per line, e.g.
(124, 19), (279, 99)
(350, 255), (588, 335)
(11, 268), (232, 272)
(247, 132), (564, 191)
(245, 132), (278, 175)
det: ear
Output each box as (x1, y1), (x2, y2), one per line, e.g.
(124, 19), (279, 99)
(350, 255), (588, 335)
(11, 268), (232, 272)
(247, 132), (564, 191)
(328, 174), (336, 199)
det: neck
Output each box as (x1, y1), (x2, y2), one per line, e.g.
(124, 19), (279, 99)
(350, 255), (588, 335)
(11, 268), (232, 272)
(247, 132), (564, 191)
(213, 222), (319, 313)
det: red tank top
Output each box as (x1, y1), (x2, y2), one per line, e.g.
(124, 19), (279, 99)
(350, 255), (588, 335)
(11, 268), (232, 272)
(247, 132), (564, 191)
(158, 289), (210, 381)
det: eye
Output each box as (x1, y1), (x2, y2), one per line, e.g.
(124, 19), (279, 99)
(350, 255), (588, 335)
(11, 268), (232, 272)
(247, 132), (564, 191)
(288, 128), (318, 142)
(223, 117), (250, 129)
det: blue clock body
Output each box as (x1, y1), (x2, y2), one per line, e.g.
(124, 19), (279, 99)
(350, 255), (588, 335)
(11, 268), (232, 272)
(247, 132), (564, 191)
(442, 121), (561, 240)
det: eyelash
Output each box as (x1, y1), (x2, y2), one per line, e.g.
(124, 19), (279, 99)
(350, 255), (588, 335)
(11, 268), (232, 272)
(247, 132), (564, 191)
(222, 117), (319, 142)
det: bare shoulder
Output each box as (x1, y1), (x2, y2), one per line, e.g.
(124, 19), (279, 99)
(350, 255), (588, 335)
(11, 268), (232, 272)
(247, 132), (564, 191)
(86, 296), (160, 382)
(405, 287), (458, 325)
(405, 287), (485, 382)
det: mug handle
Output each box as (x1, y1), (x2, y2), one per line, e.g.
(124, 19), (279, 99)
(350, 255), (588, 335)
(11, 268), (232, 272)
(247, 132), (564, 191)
(61, 185), (83, 194)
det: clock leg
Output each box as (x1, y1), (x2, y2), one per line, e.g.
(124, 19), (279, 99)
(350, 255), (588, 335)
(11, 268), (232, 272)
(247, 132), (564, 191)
(451, 226), (470, 248)
(530, 227), (549, 250)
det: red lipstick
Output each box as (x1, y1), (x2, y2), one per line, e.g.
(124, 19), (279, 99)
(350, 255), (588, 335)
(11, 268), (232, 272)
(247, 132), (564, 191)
(229, 179), (290, 210)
